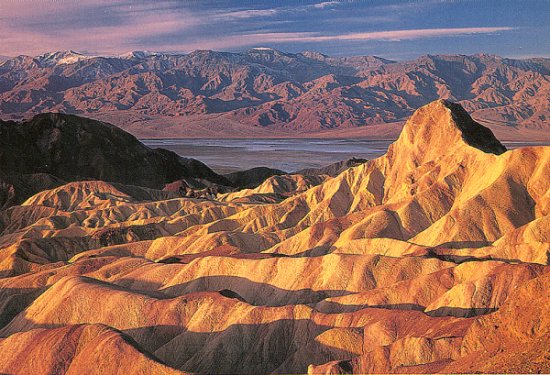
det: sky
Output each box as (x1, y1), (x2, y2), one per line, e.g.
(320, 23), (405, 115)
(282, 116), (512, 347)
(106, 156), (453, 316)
(0, 0), (548, 60)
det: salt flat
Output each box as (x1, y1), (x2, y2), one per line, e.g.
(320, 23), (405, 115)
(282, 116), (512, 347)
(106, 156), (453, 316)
(142, 138), (550, 173)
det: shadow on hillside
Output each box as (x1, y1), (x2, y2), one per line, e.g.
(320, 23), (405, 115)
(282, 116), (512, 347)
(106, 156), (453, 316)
(123, 319), (359, 374)
(315, 301), (425, 314)
(435, 241), (491, 249)
(424, 247), (524, 264)
(0, 287), (47, 329)
(315, 300), (497, 318)
(158, 275), (351, 307)
(425, 306), (498, 318)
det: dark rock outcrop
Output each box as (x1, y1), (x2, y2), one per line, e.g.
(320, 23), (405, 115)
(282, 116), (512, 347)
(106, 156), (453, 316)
(296, 158), (368, 177)
(0, 113), (229, 189)
(224, 167), (286, 189)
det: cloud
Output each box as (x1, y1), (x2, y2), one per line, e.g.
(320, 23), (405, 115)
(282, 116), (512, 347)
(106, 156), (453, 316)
(211, 2), (342, 21)
(3, 25), (513, 56)
(212, 9), (278, 20)
(313, 2), (340, 9)
(0, 1), (202, 55)
(157, 27), (516, 52)
(371, 0), (457, 12)
(0, 0), (521, 57)
(302, 27), (516, 42)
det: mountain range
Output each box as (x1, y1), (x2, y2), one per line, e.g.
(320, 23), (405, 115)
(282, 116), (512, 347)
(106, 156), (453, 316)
(0, 49), (548, 139)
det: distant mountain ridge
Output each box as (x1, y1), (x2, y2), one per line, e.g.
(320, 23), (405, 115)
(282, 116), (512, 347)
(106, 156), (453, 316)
(0, 49), (548, 137)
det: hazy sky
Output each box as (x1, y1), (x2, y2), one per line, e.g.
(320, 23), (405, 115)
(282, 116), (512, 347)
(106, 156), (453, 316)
(0, 0), (548, 59)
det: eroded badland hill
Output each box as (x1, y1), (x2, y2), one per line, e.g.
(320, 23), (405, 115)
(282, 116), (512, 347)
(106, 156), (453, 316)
(0, 100), (548, 374)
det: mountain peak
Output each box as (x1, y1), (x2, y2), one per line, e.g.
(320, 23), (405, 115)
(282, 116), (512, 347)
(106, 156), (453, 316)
(300, 51), (329, 60)
(389, 100), (506, 166)
(250, 47), (276, 51)
(120, 50), (165, 59)
(38, 50), (96, 66)
(246, 47), (292, 57)
(382, 100), (508, 204)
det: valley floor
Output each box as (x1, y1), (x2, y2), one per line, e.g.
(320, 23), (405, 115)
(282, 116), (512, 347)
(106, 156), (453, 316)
(142, 138), (550, 174)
